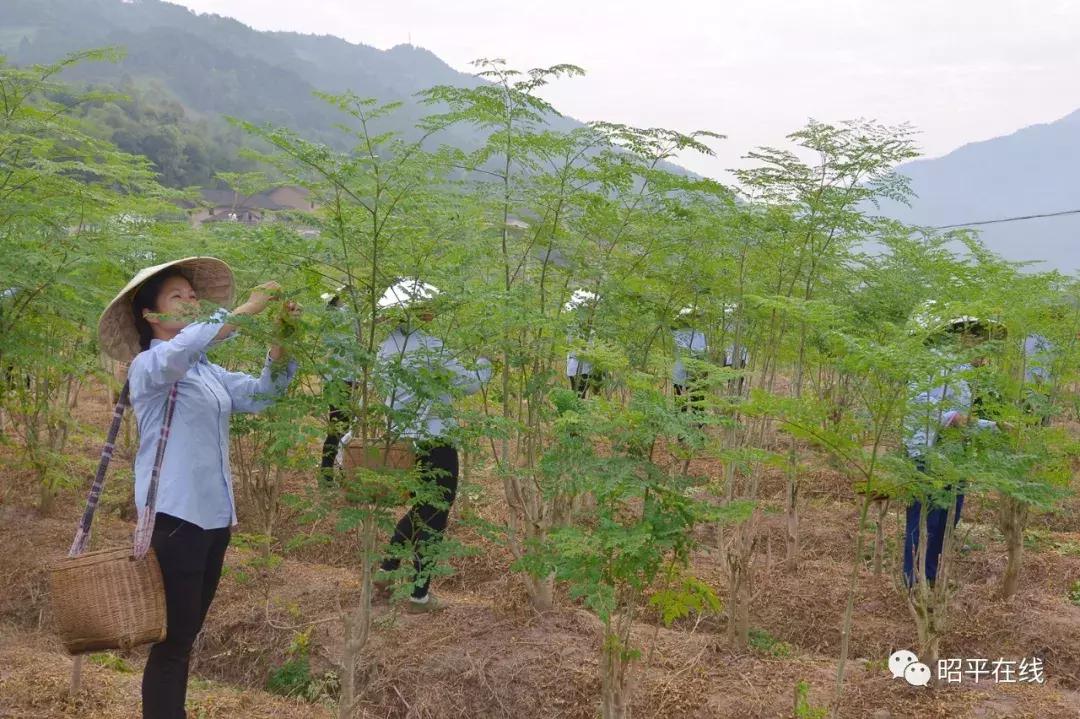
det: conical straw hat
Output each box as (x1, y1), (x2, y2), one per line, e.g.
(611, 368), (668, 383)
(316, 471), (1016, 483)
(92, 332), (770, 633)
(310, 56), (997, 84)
(98, 257), (235, 362)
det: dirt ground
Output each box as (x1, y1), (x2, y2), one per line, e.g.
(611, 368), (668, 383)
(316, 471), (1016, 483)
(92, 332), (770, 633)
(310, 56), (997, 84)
(2, 384), (1079, 718)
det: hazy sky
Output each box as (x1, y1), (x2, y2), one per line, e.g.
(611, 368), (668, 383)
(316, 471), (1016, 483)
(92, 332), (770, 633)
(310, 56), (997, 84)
(170, 0), (1080, 181)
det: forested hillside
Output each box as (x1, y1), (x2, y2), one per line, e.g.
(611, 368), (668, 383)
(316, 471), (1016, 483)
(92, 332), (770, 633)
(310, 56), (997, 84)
(1, 0), (500, 186)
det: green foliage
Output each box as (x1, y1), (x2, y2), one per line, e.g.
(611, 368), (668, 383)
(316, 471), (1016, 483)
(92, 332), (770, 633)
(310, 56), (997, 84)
(1068, 581), (1080, 607)
(74, 80), (258, 187)
(88, 651), (135, 673)
(0, 49), (168, 509)
(266, 629), (340, 704)
(649, 574), (723, 626)
(2, 37), (1078, 719)
(793, 680), (829, 719)
(748, 628), (793, 658)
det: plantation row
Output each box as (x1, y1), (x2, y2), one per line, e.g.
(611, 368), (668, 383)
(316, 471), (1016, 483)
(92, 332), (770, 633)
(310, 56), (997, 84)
(2, 52), (1078, 719)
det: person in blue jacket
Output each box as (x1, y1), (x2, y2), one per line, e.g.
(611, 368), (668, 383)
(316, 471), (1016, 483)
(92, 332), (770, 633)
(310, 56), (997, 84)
(565, 289), (601, 398)
(99, 257), (299, 719)
(902, 315), (1000, 588)
(374, 279), (491, 612)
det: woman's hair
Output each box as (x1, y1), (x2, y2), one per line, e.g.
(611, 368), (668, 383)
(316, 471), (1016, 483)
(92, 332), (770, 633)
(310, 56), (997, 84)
(131, 267), (193, 351)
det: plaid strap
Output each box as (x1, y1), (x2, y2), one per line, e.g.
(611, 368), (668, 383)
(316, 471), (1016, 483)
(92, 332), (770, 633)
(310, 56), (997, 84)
(132, 383), (179, 559)
(68, 380), (180, 559)
(68, 382), (131, 557)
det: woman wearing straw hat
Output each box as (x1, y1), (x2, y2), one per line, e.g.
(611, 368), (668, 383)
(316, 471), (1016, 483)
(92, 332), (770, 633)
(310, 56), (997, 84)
(99, 257), (299, 719)
(374, 278), (491, 612)
(902, 312), (1001, 588)
(318, 285), (358, 486)
(565, 289), (601, 399)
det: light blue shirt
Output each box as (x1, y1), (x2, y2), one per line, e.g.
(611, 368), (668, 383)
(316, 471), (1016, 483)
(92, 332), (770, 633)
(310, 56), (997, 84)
(673, 328), (708, 385)
(566, 327), (595, 378)
(322, 304), (359, 384)
(566, 351), (592, 378)
(377, 325), (491, 440)
(127, 309), (298, 529)
(903, 362), (995, 459)
(1023, 334), (1053, 385)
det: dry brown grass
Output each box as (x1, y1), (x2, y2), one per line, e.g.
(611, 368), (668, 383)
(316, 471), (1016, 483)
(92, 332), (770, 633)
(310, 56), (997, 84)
(3, 380), (1080, 718)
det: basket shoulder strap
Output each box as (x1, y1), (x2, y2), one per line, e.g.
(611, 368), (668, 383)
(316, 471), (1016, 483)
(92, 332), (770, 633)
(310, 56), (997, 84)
(132, 382), (180, 559)
(68, 381), (132, 557)
(67, 380), (181, 558)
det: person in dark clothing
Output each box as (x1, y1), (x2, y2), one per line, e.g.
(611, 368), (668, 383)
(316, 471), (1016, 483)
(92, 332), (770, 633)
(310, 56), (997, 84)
(381, 441), (459, 600)
(902, 315), (1000, 588)
(318, 287), (358, 486)
(143, 514), (230, 717)
(373, 279), (491, 612)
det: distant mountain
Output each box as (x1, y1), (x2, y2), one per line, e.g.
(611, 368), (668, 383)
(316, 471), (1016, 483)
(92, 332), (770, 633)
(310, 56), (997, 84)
(0, 0), (536, 185)
(10, 0), (1071, 273)
(3, 0), (645, 191)
(882, 111), (1080, 273)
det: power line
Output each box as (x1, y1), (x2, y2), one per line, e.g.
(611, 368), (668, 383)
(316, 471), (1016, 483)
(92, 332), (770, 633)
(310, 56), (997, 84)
(932, 208), (1080, 230)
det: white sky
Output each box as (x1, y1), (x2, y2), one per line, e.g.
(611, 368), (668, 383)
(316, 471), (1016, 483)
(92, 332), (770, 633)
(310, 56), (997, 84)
(171, 0), (1080, 181)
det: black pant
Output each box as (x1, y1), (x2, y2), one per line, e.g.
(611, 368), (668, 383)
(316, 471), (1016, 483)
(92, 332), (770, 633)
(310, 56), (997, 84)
(142, 513), (231, 719)
(381, 442), (458, 599)
(320, 380), (356, 484)
(570, 372), (600, 399)
(674, 382), (706, 425)
(902, 459), (964, 588)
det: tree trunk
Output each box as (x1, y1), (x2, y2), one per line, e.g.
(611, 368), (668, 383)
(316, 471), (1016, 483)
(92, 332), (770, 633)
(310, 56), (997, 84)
(784, 464), (799, 572)
(829, 495), (871, 718)
(338, 514), (377, 719)
(601, 622), (631, 719)
(873, 499), (889, 578)
(38, 474), (55, 516)
(999, 496), (1028, 600)
(525, 572), (555, 612)
(725, 514), (756, 648)
(338, 609), (358, 719)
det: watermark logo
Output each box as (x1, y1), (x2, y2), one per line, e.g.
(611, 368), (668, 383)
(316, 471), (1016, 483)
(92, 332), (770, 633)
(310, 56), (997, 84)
(888, 650), (1046, 687)
(888, 649), (919, 681)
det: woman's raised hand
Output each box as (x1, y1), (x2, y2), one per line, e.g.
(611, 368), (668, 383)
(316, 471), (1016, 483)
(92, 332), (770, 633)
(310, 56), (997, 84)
(243, 282), (282, 314)
(275, 299), (303, 338)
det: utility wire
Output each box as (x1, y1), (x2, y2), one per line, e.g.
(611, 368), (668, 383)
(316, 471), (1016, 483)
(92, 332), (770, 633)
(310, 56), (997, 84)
(932, 208), (1080, 230)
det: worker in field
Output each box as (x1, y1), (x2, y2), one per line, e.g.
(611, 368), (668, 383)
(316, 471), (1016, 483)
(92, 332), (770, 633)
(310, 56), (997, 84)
(318, 285), (359, 487)
(902, 312), (1003, 587)
(373, 278), (491, 612)
(1020, 321), (1060, 426)
(673, 304), (708, 420)
(99, 257), (299, 718)
(565, 289), (602, 399)
(720, 301), (749, 395)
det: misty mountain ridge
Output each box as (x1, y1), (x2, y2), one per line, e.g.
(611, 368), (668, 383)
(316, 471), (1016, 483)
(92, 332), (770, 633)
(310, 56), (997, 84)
(2, 0), (1076, 271)
(883, 108), (1080, 273)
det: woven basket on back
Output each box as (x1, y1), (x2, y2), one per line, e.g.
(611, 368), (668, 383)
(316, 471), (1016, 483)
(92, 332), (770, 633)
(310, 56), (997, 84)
(49, 380), (178, 655)
(342, 438), (416, 471)
(339, 436), (416, 505)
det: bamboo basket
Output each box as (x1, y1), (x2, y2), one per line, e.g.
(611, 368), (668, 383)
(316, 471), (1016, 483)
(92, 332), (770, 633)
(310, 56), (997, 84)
(50, 547), (167, 654)
(51, 379), (177, 658)
(342, 438), (416, 471)
(341, 438), (415, 505)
